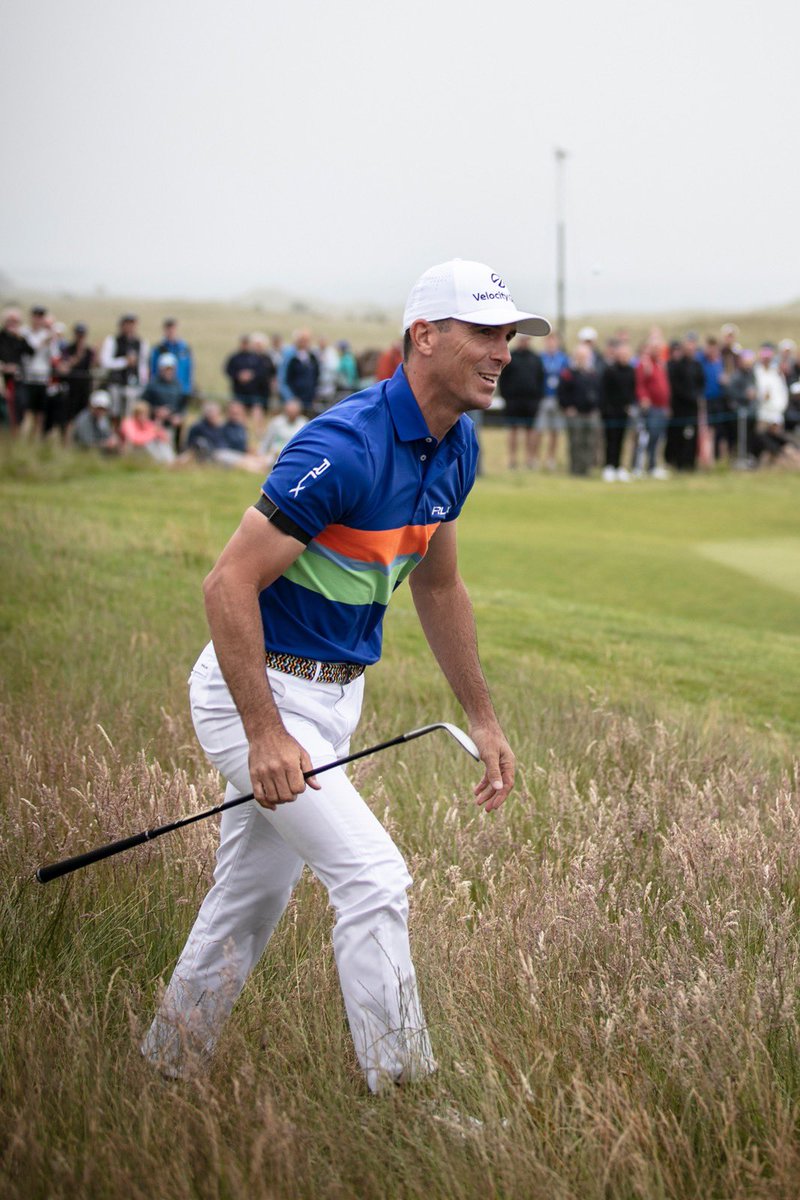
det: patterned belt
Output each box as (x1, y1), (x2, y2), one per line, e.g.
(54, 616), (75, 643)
(265, 649), (365, 685)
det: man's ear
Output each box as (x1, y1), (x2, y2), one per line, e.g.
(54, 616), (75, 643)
(408, 320), (437, 359)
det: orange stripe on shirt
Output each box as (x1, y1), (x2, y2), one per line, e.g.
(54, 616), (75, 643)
(315, 523), (439, 566)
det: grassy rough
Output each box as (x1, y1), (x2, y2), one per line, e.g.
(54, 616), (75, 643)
(2, 437), (799, 1198)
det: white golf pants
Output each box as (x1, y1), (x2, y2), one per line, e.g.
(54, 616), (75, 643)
(142, 641), (435, 1092)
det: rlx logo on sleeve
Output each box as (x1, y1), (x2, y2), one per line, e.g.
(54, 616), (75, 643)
(289, 458), (331, 498)
(431, 504), (450, 518)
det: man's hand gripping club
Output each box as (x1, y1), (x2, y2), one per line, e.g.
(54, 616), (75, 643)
(247, 720), (320, 811)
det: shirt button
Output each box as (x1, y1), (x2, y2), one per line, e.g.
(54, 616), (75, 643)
(425, 437), (432, 443)
(420, 454), (427, 461)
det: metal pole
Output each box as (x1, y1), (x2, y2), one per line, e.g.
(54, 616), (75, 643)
(555, 147), (568, 342)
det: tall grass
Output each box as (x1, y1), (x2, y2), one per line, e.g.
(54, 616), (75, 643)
(2, 447), (800, 1197)
(3, 686), (800, 1199)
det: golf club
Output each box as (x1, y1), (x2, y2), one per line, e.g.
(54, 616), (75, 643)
(35, 722), (479, 884)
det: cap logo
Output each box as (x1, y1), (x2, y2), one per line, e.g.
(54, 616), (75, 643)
(490, 273), (506, 288)
(471, 290), (513, 303)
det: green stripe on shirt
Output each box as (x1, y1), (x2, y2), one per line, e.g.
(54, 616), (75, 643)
(283, 547), (419, 607)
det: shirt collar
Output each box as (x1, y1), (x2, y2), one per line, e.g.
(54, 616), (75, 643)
(385, 364), (469, 455)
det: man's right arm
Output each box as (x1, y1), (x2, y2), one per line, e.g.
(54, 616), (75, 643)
(203, 505), (320, 809)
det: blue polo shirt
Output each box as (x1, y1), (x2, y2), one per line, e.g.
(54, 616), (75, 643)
(260, 365), (478, 665)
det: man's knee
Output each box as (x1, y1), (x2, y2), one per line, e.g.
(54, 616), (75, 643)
(330, 851), (413, 925)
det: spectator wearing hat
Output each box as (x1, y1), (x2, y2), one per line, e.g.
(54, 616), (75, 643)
(577, 325), (604, 371)
(56, 323), (97, 433)
(0, 308), (29, 430)
(498, 334), (544, 469)
(143, 352), (187, 449)
(558, 343), (602, 476)
(72, 390), (120, 452)
(149, 318), (194, 410)
(20, 305), (59, 438)
(100, 314), (149, 422)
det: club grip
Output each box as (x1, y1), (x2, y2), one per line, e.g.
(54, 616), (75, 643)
(36, 830), (152, 884)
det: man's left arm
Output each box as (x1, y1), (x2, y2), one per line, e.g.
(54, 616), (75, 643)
(409, 520), (514, 812)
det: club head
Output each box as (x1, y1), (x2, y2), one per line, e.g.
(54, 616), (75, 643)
(407, 722), (481, 761)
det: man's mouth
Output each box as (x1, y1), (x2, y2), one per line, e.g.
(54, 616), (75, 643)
(478, 373), (497, 386)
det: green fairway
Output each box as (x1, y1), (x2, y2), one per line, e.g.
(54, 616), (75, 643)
(2, 436), (800, 1200)
(697, 537), (800, 598)
(2, 439), (798, 748)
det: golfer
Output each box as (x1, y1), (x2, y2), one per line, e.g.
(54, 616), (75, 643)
(143, 259), (550, 1090)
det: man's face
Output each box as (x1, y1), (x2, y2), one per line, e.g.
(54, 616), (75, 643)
(227, 402), (245, 423)
(122, 320), (137, 337)
(426, 319), (515, 411)
(164, 322), (177, 339)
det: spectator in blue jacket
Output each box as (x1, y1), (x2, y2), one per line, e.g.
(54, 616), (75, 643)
(533, 331), (569, 470)
(149, 319), (193, 406)
(700, 336), (731, 460)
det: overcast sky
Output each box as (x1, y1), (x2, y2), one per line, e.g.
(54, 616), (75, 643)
(3, 0), (799, 318)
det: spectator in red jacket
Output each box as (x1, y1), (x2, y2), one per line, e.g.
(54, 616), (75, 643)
(633, 334), (671, 478)
(375, 340), (403, 381)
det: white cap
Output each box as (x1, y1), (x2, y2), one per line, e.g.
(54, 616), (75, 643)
(402, 259), (550, 336)
(158, 352), (178, 369)
(90, 390), (110, 408)
(578, 325), (598, 342)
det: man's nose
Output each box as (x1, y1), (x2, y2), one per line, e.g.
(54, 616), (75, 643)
(493, 337), (512, 365)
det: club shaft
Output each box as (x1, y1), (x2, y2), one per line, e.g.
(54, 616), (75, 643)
(35, 728), (431, 884)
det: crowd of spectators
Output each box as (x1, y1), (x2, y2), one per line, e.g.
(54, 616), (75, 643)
(0, 306), (395, 471)
(498, 325), (800, 477)
(2, 302), (798, 477)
